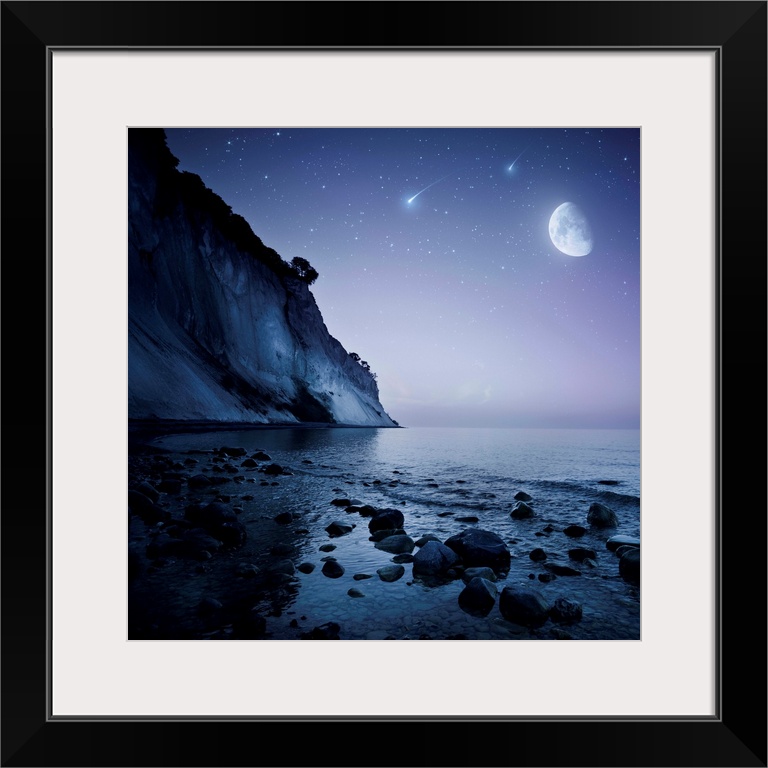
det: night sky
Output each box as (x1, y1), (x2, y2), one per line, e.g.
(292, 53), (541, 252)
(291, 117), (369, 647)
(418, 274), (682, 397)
(164, 128), (640, 429)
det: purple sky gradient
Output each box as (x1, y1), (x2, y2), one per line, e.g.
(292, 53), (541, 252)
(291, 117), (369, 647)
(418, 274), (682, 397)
(164, 128), (640, 428)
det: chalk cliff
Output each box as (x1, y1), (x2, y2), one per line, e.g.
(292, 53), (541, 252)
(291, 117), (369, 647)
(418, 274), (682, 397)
(128, 129), (397, 426)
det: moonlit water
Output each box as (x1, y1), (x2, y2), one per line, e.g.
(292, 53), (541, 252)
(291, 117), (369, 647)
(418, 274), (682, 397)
(150, 427), (640, 640)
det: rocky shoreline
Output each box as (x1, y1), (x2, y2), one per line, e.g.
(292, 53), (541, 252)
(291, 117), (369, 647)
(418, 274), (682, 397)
(129, 436), (640, 641)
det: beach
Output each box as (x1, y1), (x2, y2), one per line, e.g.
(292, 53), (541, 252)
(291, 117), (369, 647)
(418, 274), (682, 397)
(129, 424), (640, 640)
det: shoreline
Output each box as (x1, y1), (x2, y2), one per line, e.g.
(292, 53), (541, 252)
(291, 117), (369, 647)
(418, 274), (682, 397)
(129, 419), (403, 448)
(128, 429), (640, 641)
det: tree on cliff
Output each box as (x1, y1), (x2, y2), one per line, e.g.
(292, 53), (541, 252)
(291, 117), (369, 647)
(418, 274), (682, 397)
(291, 257), (319, 285)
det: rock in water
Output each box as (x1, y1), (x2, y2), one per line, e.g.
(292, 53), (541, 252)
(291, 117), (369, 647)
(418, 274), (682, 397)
(499, 586), (550, 628)
(606, 535), (641, 552)
(322, 560), (345, 579)
(377, 565), (405, 582)
(510, 501), (535, 519)
(444, 529), (511, 575)
(619, 548), (640, 586)
(514, 491), (533, 501)
(529, 548), (547, 562)
(461, 567), (497, 584)
(568, 548), (597, 562)
(587, 502), (618, 528)
(325, 520), (354, 538)
(374, 535), (415, 554)
(368, 508), (405, 533)
(543, 563), (581, 577)
(563, 525), (587, 538)
(412, 541), (461, 576)
(458, 577), (498, 617)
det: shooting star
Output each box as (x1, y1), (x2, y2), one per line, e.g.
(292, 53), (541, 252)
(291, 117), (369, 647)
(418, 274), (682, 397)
(407, 172), (456, 205)
(507, 145), (530, 172)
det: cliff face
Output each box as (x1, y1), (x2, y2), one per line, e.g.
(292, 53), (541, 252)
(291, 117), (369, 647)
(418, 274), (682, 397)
(128, 130), (397, 426)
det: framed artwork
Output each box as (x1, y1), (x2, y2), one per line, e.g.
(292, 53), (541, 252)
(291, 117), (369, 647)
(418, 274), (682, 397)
(4, 1), (765, 766)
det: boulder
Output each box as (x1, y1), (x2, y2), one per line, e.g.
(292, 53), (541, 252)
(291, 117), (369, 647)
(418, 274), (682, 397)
(499, 586), (550, 627)
(462, 566), (497, 584)
(543, 563), (581, 577)
(619, 548), (640, 586)
(369, 528), (405, 542)
(549, 597), (583, 624)
(415, 534), (442, 548)
(568, 548), (597, 562)
(458, 577), (498, 617)
(614, 545), (637, 558)
(274, 511), (297, 525)
(322, 560), (345, 578)
(374, 535), (415, 554)
(347, 588), (365, 598)
(297, 562), (316, 574)
(412, 540), (461, 576)
(368, 508), (405, 533)
(456, 516), (479, 523)
(514, 491), (533, 501)
(510, 501), (535, 519)
(444, 528), (511, 574)
(241, 458), (259, 468)
(263, 463), (285, 476)
(331, 498), (352, 507)
(587, 502), (618, 528)
(325, 520), (354, 538)
(377, 565), (405, 582)
(606, 535), (641, 552)
(529, 548), (547, 562)
(219, 446), (246, 457)
(319, 544), (336, 552)
(563, 525), (587, 538)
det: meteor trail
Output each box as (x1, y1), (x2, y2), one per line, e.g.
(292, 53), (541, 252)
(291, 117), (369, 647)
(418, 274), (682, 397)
(507, 145), (530, 172)
(407, 172), (456, 204)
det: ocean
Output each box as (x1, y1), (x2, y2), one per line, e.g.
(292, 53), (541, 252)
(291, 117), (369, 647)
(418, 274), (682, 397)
(135, 426), (640, 640)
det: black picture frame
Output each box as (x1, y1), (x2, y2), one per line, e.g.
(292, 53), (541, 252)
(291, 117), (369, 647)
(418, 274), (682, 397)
(3, 2), (765, 766)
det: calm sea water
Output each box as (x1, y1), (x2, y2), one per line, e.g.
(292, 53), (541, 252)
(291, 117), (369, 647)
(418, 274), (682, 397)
(145, 427), (640, 640)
